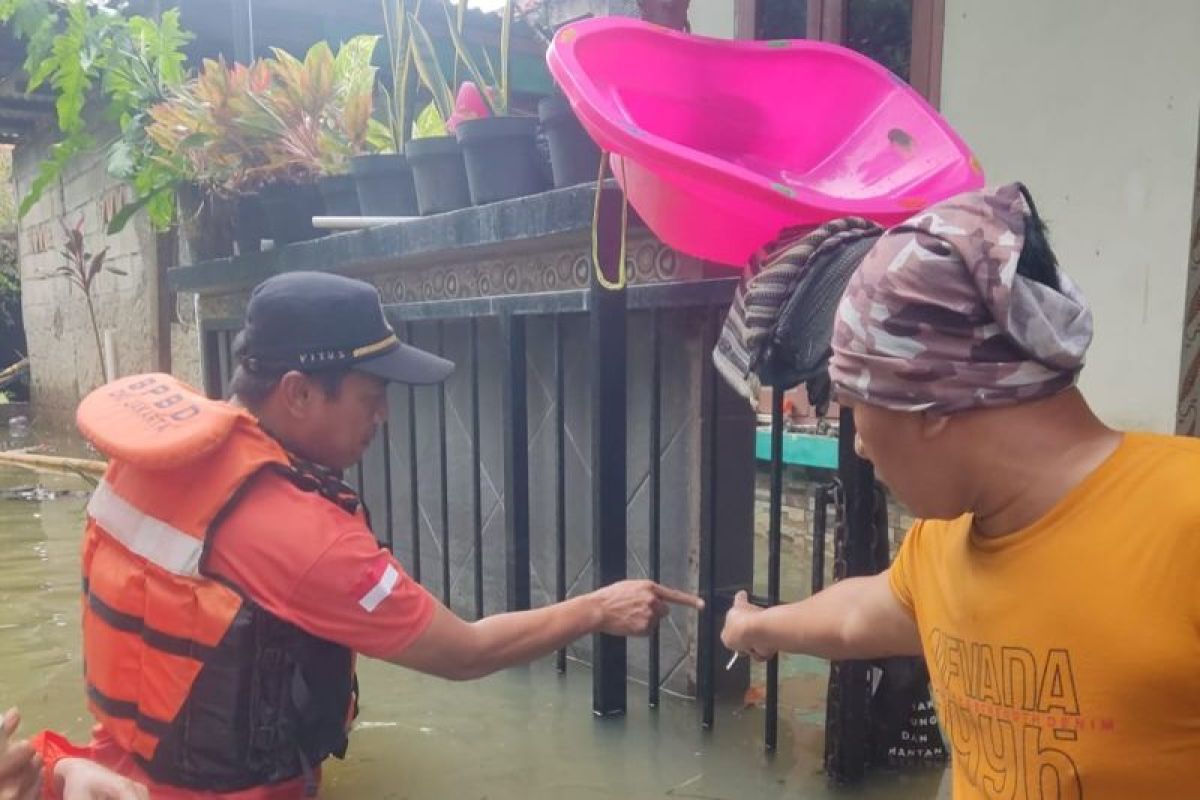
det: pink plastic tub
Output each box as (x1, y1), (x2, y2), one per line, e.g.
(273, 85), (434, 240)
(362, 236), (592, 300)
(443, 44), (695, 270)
(547, 18), (985, 267)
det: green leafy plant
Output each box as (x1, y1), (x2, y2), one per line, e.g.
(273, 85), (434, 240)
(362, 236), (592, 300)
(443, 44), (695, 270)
(407, 6), (455, 128)
(146, 36), (379, 196)
(253, 36), (381, 179)
(377, 0), (429, 151)
(56, 215), (126, 384)
(146, 57), (276, 193)
(411, 100), (448, 138)
(2, 1), (122, 219)
(0, 1), (194, 232)
(101, 9), (195, 231)
(410, 0), (514, 118)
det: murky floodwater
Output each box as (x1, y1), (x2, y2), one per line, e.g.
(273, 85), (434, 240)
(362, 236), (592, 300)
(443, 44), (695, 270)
(0, 430), (946, 799)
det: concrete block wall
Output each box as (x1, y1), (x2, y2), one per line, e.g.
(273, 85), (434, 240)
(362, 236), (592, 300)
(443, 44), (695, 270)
(12, 126), (163, 425)
(753, 464), (915, 588)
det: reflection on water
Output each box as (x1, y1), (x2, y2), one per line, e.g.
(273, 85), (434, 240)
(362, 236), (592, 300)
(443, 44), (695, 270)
(0, 458), (946, 799)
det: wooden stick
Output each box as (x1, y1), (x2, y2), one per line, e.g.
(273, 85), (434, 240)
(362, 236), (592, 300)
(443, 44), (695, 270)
(0, 450), (106, 476)
(0, 357), (29, 388)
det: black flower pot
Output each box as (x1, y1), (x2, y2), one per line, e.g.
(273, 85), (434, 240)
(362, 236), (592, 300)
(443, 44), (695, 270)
(259, 181), (326, 246)
(177, 182), (234, 262)
(405, 136), (471, 215)
(539, 95), (602, 189)
(350, 154), (418, 216)
(455, 116), (550, 206)
(233, 192), (267, 255)
(317, 173), (361, 216)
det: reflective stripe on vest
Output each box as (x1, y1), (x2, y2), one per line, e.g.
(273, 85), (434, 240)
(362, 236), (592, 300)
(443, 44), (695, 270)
(87, 479), (203, 577)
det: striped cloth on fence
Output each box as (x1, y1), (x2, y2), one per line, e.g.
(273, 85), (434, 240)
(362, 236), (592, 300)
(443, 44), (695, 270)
(713, 217), (882, 405)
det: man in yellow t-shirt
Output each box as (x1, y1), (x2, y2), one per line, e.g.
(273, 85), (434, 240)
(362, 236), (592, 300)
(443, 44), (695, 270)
(720, 183), (1200, 798)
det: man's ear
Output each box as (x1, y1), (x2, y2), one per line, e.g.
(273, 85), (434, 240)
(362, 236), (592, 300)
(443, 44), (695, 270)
(276, 371), (314, 419)
(919, 411), (951, 441)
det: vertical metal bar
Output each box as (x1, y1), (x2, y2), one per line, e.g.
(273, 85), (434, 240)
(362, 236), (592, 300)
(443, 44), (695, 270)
(153, 229), (175, 374)
(502, 314), (531, 612)
(202, 328), (222, 400)
(555, 315), (568, 673)
(812, 482), (832, 595)
(471, 318), (484, 620)
(406, 322), (422, 583)
(217, 330), (233, 398)
(824, 407), (877, 783)
(382, 417), (394, 550)
(839, 408), (877, 580)
(590, 186), (628, 717)
(648, 309), (662, 707)
(697, 306), (720, 730)
(438, 321), (451, 607)
(765, 388), (785, 752)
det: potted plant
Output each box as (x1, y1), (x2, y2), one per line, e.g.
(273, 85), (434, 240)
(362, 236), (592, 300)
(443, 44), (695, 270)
(148, 58), (276, 256)
(315, 35), (382, 216)
(351, 0), (420, 217)
(538, 90), (602, 188)
(252, 42), (351, 244)
(405, 10), (471, 215)
(421, 0), (549, 206)
(223, 35), (383, 243)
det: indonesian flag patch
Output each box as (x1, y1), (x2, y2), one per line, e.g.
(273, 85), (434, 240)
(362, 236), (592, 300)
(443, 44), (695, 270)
(354, 554), (399, 612)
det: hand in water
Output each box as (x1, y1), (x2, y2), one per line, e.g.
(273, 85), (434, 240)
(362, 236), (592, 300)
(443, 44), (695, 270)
(592, 580), (704, 637)
(56, 759), (149, 800)
(0, 708), (40, 800)
(720, 590), (776, 661)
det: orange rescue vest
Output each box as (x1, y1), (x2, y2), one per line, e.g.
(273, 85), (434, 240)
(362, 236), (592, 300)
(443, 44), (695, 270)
(76, 373), (357, 793)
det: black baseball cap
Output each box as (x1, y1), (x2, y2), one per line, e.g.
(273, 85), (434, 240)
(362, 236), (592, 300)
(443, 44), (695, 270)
(238, 271), (454, 385)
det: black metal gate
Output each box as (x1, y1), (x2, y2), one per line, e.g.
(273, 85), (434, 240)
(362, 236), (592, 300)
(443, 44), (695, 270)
(749, 391), (946, 781)
(200, 276), (751, 719)
(199, 232), (941, 781)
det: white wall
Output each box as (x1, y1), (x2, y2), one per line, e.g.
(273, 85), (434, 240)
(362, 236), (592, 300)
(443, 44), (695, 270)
(689, 1), (737, 39)
(940, 0), (1200, 432)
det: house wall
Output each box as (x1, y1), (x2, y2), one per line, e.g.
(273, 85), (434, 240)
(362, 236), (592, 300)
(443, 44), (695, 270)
(940, 0), (1200, 433)
(12, 124), (165, 426)
(688, 1), (737, 38)
(686, 0), (1200, 433)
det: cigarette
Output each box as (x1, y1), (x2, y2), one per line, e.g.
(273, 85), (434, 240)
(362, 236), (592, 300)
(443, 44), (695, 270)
(725, 652), (740, 671)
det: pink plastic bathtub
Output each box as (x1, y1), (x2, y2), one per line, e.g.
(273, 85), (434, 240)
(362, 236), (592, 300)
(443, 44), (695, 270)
(547, 18), (985, 267)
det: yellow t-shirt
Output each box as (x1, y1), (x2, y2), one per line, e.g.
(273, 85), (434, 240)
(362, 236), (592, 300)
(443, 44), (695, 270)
(889, 432), (1200, 799)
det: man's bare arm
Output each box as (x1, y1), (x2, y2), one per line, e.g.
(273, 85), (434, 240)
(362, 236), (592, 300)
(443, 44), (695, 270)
(388, 580), (703, 680)
(721, 570), (920, 661)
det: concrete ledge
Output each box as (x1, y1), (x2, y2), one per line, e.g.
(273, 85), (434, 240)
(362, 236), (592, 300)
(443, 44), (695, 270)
(169, 182), (629, 296)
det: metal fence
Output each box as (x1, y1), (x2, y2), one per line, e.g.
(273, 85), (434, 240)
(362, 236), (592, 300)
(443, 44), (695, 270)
(200, 257), (940, 782)
(201, 273), (752, 718)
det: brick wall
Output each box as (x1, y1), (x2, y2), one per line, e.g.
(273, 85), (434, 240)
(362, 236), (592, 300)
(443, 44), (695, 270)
(754, 463), (915, 573)
(12, 122), (165, 424)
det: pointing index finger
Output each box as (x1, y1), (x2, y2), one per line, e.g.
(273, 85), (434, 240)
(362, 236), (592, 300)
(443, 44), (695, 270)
(652, 583), (705, 610)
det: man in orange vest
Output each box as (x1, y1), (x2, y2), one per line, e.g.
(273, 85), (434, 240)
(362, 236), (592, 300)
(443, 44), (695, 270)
(49, 271), (703, 799)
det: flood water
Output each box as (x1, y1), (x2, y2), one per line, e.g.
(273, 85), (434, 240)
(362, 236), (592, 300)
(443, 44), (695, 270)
(0, 432), (947, 799)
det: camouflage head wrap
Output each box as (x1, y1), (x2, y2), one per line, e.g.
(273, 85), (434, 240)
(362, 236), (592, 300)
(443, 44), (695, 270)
(829, 183), (1093, 414)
